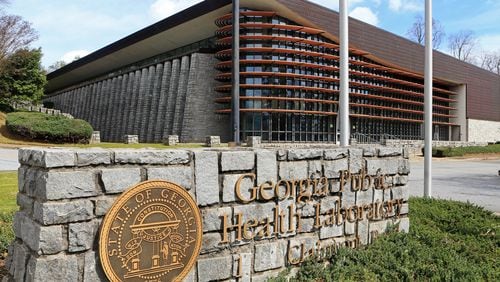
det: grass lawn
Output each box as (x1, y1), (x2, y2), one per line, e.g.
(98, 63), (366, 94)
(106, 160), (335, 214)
(0, 172), (17, 213)
(0, 171), (17, 258)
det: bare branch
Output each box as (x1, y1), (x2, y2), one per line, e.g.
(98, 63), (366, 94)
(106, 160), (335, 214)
(479, 51), (500, 75)
(448, 30), (477, 63)
(0, 14), (38, 63)
(406, 15), (445, 49)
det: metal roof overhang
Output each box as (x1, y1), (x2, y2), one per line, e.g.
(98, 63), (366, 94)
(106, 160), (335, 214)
(46, 0), (458, 93)
(46, 0), (231, 93)
(46, 0), (336, 93)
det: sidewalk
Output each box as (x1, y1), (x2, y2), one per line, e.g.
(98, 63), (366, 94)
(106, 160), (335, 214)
(0, 148), (18, 170)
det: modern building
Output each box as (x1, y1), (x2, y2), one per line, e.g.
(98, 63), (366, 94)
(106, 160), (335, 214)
(45, 0), (500, 144)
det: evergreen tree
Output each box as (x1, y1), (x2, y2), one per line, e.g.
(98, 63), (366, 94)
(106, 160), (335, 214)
(0, 48), (46, 104)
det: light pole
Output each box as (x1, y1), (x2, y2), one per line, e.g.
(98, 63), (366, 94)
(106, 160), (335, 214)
(231, 0), (240, 144)
(339, 0), (350, 147)
(424, 0), (433, 198)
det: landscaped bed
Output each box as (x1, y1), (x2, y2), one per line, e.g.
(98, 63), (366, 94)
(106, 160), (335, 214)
(429, 144), (500, 157)
(0, 111), (209, 149)
(6, 111), (93, 143)
(270, 197), (499, 281)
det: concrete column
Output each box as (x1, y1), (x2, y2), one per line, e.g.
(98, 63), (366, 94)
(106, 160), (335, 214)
(75, 86), (87, 119)
(133, 68), (149, 135)
(172, 55), (191, 136)
(78, 87), (88, 118)
(127, 70), (142, 135)
(115, 73), (130, 140)
(89, 81), (102, 129)
(118, 72), (133, 136)
(109, 76), (124, 142)
(78, 86), (88, 119)
(60, 91), (69, 113)
(71, 89), (80, 116)
(82, 84), (94, 122)
(164, 58), (181, 135)
(154, 61), (172, 142)
(65, 90), (73, 115)
(177, 55), (197, 139)
(96, 79), (110, 132)
(146, 63), (164, 143)
(450, 84), (466, 141)
(58, 92), (64, 112)
(139, 65), (157, 142)
(77, 87), (87, 118)
(71, 88), (80, 118)
(181, 53), (231, 142)
(102, 77), (118, 141)
(63, 91), (71, 113)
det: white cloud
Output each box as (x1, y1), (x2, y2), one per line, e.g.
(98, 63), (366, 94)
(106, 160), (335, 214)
(349, 6), (379, 26)
(388, 0), (423, 12)
(61, 50), (90, 63)
(149, 0), (203, 21)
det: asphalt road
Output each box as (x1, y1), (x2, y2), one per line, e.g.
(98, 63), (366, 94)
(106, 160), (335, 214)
(0, 148), (499, 211)
(409, 158), (500, 213)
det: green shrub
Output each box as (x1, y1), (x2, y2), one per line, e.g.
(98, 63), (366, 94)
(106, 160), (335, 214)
(0, 103), (14, 113)
(42, 101), (54, 109)
(422, 144), (500, 157)
(0, 211), (14, 257)
(6, 111), (93, 143)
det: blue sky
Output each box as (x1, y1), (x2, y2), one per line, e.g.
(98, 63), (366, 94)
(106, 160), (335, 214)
(4, 0), (500, 68)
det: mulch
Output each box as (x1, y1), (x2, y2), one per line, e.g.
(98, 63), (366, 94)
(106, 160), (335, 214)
(0, 258), (8, 279)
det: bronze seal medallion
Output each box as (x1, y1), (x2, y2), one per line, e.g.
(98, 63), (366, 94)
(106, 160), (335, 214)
(99, 180), (202, 281)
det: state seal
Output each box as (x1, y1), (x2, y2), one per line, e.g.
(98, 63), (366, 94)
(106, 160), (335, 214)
(99, 180), (202, 281)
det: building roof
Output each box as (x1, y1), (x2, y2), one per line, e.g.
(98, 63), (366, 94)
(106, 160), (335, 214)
(46, 0), (500, 121)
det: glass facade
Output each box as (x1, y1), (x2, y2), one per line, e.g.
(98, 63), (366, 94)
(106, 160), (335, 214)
(214, 10), (458, 142)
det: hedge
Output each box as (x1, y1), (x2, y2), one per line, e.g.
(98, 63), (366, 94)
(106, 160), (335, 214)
(423, 144), (500, 157)
(6, 111), (93, 143)
(0, 103), (14, 113)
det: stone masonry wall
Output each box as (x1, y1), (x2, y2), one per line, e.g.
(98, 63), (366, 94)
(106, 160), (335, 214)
(467, 119), (500, 143)
(3, 146), (410, 282)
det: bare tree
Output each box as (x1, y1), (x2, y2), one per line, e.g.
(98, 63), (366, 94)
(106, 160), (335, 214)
(47, 60), (67, 73)
(0, 14), (38, 64)
(448, 30), (476, 63)
(406, 15), (445, 49)
(479, 51), (500, 75)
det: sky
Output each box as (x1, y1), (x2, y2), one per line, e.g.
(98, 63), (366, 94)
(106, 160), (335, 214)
(4, 0), (500, 68)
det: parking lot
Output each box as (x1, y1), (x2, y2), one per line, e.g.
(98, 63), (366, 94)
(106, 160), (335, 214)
(409, 158), (500, 213)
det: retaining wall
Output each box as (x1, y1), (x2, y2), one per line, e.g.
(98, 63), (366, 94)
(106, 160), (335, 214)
(3, 146), (410, 281)
(383, 139), (489, 156)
